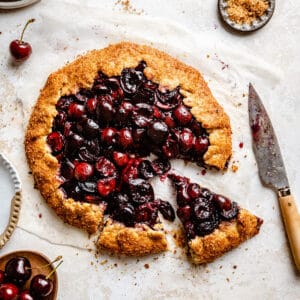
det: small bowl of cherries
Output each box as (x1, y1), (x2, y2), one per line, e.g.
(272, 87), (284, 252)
(0, 251), (62, 300)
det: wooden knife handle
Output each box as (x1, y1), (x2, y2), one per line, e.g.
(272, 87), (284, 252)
(279, 194), (300, 271)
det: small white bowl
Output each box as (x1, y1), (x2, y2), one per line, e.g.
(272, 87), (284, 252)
(0, 153), (22, 249)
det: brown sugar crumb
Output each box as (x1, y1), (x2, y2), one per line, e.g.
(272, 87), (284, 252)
(115, 0), (144, 15)
(231, 163), (239, 172)
(144, 263), (150, 269)
(227, 0), (269, 24)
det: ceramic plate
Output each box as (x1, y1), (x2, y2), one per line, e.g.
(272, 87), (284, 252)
(0, 250), (58, 299)
(0, 153), (21, 249)
(0, 0), (40, 9)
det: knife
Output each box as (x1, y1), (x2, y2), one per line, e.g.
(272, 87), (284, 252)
(248, 83), (300, 270)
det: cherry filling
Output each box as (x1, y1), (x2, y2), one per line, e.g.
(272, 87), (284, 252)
(168, 174), (239, 239)
(47, 61), (210, 228)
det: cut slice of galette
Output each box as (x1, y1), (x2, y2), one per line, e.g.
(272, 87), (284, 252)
(168, 174), (263, 264)
(25, 42), (232, 256)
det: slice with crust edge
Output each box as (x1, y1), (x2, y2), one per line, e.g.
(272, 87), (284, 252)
(169, 174), (262, 264)
(25, 42), (232, 256)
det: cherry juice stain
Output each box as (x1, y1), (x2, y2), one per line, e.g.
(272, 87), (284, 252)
(239, 142), (244, 149)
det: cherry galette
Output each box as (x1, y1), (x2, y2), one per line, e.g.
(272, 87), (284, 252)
(168, 174), (262, 264)
(25, 42), (259, 259)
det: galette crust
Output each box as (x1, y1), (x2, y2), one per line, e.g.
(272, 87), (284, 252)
(188, 209), (262, 264)
(97, 219), (167, 256)
(25, 42), (232, 252)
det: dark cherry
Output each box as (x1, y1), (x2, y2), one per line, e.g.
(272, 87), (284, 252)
(84, 195), (102, 204)
(100, 128), (118, 145)
(128, 178), (154, 205)
(151, 158), (171, 175)
(135, 60), (147, 72)
(114, 203), (135, 226)
(95, 157), (116, 177)
(173, 104), (192, 125)
(47, 132), (64, 155)
(0, 283), (19, 300)
(96, 96), (114, 123)
(121, 159), (139, 184)
(135, 203), (158, 226)
(115, 101), (133, 125)
(214, 195), (238, 220)
(193, 197), (214, 221)
(196, 214), (219, 236)
(19, 290), (34, 300)
(67, 134), (84, 153)
(156, 199), (175, 222)
(154, 87), (181, 110)
(112, 151), (129, 167)
(78, 181), (97, 194)
(86, 97), (97, 114)
(97, 177), (116, 197)
(77, 118), (99, 139)
(132, 128), (146, 143)
(5, 256), (32, 287)
(120, 68), (144, 94)
(108, 192), (129, 212)
(177, 205), (192, 222)
(179, 128), (194, 152)
(74, 162), (94, 181)
(187, 183), (201, 200)
(118, 128), (133, 149)
(53, 111), (67, 131)
(9, 19), (35, 62)
(193, 136), (209, 154)
(162, 137), (179, 158)
(56, 97), (72, 111)
(137, 160), (155, 179)
(68, 103), (85, 119)
(147, 121), (168, 144)
(30, 274), (53, 298)
(60, 159), (75, 180)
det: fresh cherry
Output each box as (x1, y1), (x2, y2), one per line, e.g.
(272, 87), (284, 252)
(0, 283), (19, 300)
(5, 256), (32, 287)
(74, 162), (94, 182)
(9, 19), (35, 62)
(19, 290), (34, 300)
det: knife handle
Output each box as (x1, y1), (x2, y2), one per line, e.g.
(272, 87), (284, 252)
(279, 194), (300, 271)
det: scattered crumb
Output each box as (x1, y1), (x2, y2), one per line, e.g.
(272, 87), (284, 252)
(201, 169), (207, 176)
(214, 53), (229, 70)
(226, 277), (230, 282)
(206, 54), (210, 59)
(219, 265), (223, 269)
(115, 0), (144, 15)
(144, 263), (150, 269)
(233, 265), (237, 269)
(114, 263), (118, 267)
(242, 93), (246, 97)
(0, 32), (2, 35)
(38, 213), (42, 218)
(231, 163), (239, 172)
(90, 261), (94, 266)
(100, 259), (108, 265)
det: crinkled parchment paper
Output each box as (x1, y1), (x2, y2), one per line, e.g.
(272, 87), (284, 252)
(0, 1), (299, 299)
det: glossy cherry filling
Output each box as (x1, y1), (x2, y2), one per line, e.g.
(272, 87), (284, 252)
(168, 174), (239, 239)
(47, 61), (210, 228)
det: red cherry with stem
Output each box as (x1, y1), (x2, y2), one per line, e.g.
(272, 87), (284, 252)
(9, 19), (35, 62)
(0, 283), (19, 300)
(30, 260), (63, 298)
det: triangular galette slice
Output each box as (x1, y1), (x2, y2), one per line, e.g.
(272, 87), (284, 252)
(169, 174), (263, 264)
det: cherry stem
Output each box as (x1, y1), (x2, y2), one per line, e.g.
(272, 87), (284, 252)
(46, 260), (63, 280)
(25, 255), (63, 271)
(20, 18), (35, 43)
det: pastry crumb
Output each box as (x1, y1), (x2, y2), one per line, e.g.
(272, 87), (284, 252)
(100, 259), (108, 265)
(231, 163), (239, 172)
(144, 263), (150, 269)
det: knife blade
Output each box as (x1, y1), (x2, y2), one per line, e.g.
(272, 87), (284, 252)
(248, 83), (300, 270)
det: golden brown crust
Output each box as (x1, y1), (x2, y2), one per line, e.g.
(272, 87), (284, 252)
(188, 209), (262, 264)
(97, 219), (167, 256)
(25, 42), (232, 254)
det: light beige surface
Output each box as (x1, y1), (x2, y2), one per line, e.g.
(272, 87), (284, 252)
(0, 0), (300, 299)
